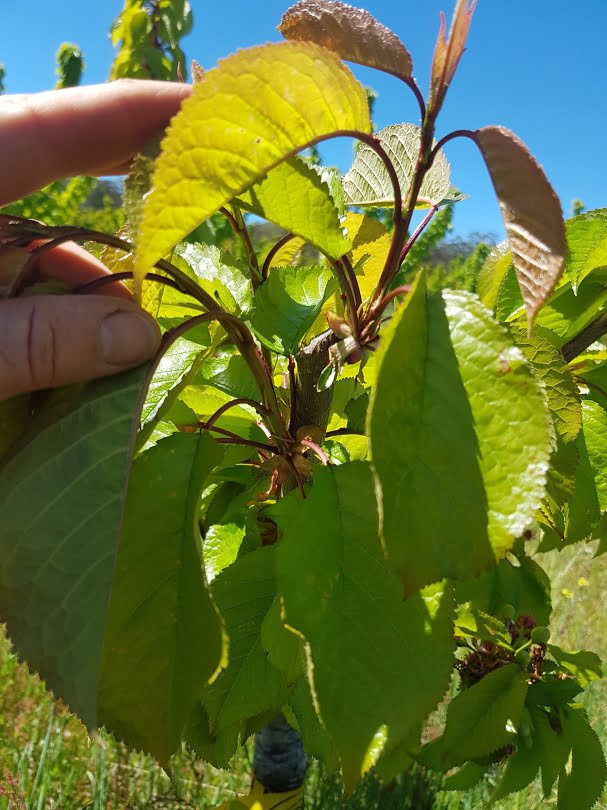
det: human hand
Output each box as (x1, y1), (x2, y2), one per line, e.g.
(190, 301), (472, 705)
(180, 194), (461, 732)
(0, 79), (190, 402)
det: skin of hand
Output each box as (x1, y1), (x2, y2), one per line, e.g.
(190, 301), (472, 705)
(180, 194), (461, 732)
(0, 79), (191, 402)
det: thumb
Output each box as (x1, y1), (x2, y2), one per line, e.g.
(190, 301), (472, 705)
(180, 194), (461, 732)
(0, 295), (161, 401)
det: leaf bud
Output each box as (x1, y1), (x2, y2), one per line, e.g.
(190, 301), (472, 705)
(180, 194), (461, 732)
(501, 604), (516, 621)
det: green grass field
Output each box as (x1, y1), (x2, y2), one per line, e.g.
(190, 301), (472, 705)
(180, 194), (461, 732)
(1, 542), (606, 809)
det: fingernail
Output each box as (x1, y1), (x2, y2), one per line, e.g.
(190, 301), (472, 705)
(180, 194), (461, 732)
(99, 310), (160, 366)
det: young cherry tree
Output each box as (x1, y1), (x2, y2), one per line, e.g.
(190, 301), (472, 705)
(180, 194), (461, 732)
(2, 1), (607, 807)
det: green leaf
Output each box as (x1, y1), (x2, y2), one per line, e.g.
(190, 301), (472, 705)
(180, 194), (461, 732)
(203, 522), (246, 584)
(316, 360), (338, 392)
(565, 208), (607, 289)
(205, 547), (287, 731)
(373, 724), (420, 782)
(489, 742), (540, 804)
(289, 676), (339, 773)
(455, 608), (512, 647)
(185, 702), (240, 769)
(196, 355), (260, 402)
(368, 273), (551, 593)
(525, 706), (567, 799)
(313, 164), (346, 217)
(510, 324), (582, 444)
(476, 126), (567, 324)
(442, 762), (489, 791)
(343, 124), (451, 208)
(421, 664), (528, 769)
(495, 264), (525, 322)
(176, 243), (253, 316)
(135, 41), (371, 290)
(456, 555), (551, 628)
(581, 400), (607, 511)
(261, 598), (305, 684)
(344, 391), (369, 434)
(251, 265), (334, 355)
(546, 646), (603, 688)
(275, 462), (455, 791)
(545, 438), (578, 510)
(558, 705), (607, 810)
(236, 158), (350, 259)
(577, 355), (607, 404)
(557, 427), (602, 547)
(476, 242), (514, 313)
(527, 677), (582, 708)
(524, 268), (607, 346)
(0, 367), (148, 728)
(141, 336), (209, 425)
(99, 433), (225, 763)
(279, 0), (413, 81)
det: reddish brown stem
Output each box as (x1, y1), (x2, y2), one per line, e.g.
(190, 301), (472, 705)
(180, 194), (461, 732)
(221, 205), (261, 285)
(341, 254), (362, 311)
(160, 311), (287, 445)
(369, 285), (412, 325)
(430, 129), (477, 163)
(205, 397), (271, 430)
(75, 271), (182, 295)
(288, 355), (297, 435)
(368, 118), (438, 315)
(262, 233), (297, 280)
(202, 423), (277, 454)
(399, 205), (439, 266)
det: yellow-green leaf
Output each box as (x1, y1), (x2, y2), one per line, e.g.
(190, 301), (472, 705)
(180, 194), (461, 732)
(135, 42), (371, 293)
(236, 158), (350, 259)
(345, 213), (391, 304)
(368, 274), (551, 594)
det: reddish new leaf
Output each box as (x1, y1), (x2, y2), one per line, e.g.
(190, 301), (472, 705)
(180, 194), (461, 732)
(476, 126), (567, 324)
(279, 0), (412, 81)
(431, 0), (477, 98)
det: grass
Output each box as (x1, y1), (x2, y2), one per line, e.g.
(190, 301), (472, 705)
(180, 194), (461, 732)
(1, 541), (606, 808)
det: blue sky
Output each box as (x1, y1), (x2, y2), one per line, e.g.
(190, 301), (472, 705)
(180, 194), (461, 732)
(1, 1), (606, 240)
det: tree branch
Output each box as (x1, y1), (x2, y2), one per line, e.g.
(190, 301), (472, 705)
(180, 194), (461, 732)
(561, 312), (607, 363)
(293, 330), (336, 436)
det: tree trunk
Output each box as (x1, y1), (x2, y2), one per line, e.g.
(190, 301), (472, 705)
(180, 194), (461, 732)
(253, 331), (335, 798)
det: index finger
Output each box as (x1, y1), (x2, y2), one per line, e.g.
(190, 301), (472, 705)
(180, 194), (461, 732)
(0, 80), (191, 206)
